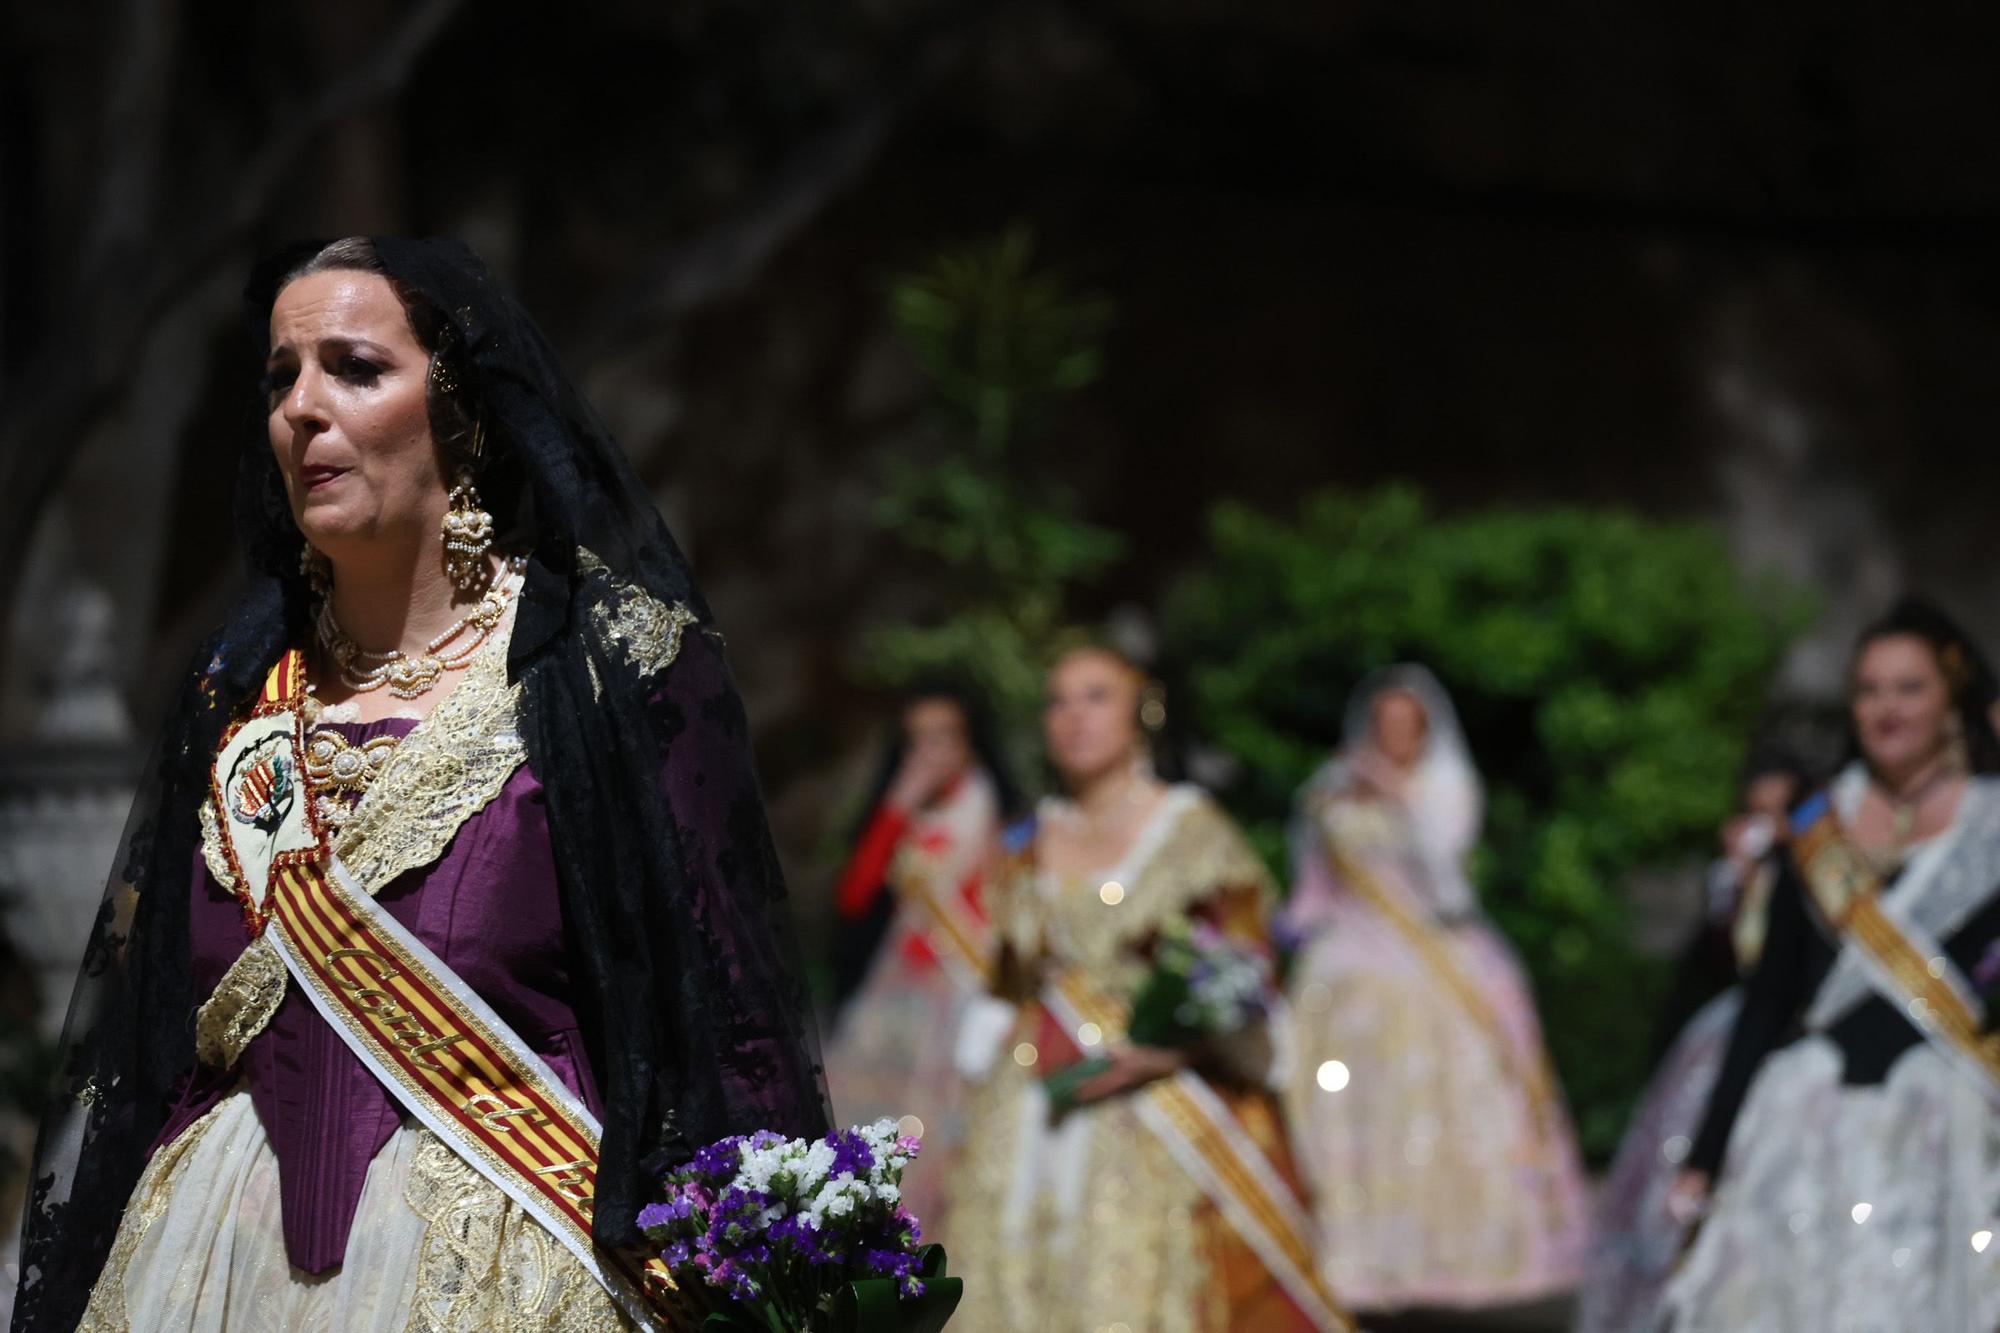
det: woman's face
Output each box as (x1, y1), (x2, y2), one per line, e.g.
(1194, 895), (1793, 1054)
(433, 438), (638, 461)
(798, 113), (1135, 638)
(903, 697), (973, 780)
(1851, 633), (1953, 777)
(265, 269), (445, 559)
(1371, 689), (1429, 769)
(1044, 650), (1141, 789)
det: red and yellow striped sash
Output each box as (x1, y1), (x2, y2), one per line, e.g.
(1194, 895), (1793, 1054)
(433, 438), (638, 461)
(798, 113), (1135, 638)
(229, 652), (679, 1325)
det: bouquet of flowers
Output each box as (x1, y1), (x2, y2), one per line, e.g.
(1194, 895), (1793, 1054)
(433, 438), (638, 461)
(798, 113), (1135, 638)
(1041, 917), (1273, 1115)
(638, 1119), (962, 1332)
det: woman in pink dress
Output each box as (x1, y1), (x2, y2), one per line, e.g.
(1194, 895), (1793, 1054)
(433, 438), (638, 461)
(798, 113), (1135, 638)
(1280, 665), (1589, 1313)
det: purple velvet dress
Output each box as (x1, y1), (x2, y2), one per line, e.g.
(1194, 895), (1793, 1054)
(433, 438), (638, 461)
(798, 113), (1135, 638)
(154, 718), (600, 1275)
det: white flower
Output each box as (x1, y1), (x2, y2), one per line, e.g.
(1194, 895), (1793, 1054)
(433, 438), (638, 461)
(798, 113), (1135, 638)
(806, 1174), (870, 1226)
(794, 1140), (836, 1195)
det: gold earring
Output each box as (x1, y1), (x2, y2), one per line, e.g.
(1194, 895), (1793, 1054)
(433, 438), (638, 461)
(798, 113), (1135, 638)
(300, 542), (333, 600)
(441, 470), (495, 592)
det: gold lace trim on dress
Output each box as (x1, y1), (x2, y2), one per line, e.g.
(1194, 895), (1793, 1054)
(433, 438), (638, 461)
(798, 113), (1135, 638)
(1034, 793), (1276, 984)
(193, 936), (287, 1069)
(332, 631), (526, 894)
(198, 797), (237, 893)
(76, 1096), (230, 1333)
(191, 627), (526, 1071)
(403, 1129), (630, 1332)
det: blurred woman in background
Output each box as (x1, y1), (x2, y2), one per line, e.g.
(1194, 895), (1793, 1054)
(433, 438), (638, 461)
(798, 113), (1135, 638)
(821, 683), (1019, 1233)
(1280, 665), (1587, 1314)
(1666, 599), (2000, 1331)
(1575, 750), (1810, 1333)
(947, 643), (1350, 1333)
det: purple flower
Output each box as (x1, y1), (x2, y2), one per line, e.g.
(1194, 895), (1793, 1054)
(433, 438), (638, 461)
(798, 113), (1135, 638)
(825, 1128), (876, 1181)
(705, 1186), (776, 1246)
(863, 1248), (915, 1279)
(690, 1136), (746, 1181)
(636, 1201), (679, 1233)
(888, 1206), (922, 1248)
(706, 1257), (762, 1300)
(777, 1213), (852, 1266)
(637, 1126), (936, 1311)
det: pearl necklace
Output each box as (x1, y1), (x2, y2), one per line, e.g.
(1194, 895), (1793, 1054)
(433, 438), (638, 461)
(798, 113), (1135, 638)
(316, 555), (526, 699)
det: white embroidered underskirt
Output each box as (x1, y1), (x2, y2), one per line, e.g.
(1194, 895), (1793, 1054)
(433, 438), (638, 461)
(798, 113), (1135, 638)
(79, 1091), (626, 1333)
(1665, 1036), (2000, 1333)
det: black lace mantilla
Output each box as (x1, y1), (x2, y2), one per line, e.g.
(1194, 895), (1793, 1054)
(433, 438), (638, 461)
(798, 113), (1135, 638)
(10, 238), (829, 1330)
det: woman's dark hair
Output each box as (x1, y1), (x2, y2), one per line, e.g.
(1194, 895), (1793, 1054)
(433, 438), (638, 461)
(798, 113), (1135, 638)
(1849, 595), (2000, 775)
(1737, 745), (1816, 811)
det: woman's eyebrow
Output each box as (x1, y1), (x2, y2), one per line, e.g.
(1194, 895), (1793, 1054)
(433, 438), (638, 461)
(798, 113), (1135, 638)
(316, 335), (395, 358)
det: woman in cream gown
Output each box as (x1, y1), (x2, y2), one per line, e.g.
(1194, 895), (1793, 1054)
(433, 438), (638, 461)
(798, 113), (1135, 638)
(1280, 666), (1587, 1313)
(10, 239), (827, 1332)
(947, 645), (1349, 1333)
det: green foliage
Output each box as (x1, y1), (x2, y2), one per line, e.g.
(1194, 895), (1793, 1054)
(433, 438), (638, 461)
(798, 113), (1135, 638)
(888, 226), (1113, 459)
(857, 231), (1122, 745)
(1164, 486), (1808, 1159)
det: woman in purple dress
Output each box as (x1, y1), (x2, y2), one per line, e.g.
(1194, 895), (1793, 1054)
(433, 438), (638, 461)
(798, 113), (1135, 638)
(10, 239), (828, 1331)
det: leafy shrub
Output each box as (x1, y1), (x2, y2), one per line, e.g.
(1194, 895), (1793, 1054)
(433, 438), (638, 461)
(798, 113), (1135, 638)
(1164, 486), (1804, 1158)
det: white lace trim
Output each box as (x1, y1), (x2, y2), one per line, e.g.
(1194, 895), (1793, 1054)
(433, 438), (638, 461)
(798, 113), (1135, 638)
(1034, 783), (1201, 900)
(1666, 1036), (2000, 1331)
(1807, 769), (2000, 1029)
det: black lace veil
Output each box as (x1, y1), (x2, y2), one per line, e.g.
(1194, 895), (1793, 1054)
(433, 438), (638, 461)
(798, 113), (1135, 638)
(11, 237), (829, 1330)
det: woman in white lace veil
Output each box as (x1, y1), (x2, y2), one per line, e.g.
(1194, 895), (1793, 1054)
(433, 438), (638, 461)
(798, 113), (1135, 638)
(1293, 665), (1482, 921)
(1281, 664), (1588, 1313)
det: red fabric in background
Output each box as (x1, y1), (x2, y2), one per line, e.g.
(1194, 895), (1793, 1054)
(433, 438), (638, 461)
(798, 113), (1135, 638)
(834, 803), (911, 920)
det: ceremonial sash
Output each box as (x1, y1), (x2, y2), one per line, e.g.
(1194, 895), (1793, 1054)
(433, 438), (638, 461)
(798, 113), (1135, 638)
(893, 860), (994, 990)
(886, 775), (999, 990)
(1040, 972), (1354, 1333)
(211, 652), (679, 1329)
(1793, 803), (2000, 1107)
(1317, 823), (1569, 1141)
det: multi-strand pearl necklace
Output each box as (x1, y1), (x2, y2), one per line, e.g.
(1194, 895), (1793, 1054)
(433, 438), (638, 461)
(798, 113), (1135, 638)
(315, 554), (526, 699)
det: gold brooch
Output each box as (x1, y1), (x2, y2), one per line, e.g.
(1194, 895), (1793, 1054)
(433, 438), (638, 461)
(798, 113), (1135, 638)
(304, 730), (400, 828)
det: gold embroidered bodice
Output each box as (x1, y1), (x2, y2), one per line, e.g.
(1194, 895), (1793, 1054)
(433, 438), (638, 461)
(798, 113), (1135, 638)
(1002, 788), (1277, 999)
